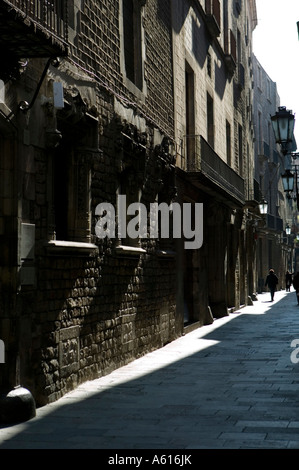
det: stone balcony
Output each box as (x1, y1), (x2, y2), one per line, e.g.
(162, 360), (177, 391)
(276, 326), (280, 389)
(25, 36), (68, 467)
(0, 0), (68, 80)
(182, 134), (245, 207)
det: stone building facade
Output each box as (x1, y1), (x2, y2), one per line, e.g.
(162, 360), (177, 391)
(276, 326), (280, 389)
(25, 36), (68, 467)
(0, 0), (259, 407)
(252, 54), (294, 289)
(173, 0), (259, 324)
(0, 0), (178, 405)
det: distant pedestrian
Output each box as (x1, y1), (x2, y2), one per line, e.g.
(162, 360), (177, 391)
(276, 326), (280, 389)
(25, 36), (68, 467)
(265, 269), (278, 301)
(293, 272), (299, 305)
(286, 271), (293, 292)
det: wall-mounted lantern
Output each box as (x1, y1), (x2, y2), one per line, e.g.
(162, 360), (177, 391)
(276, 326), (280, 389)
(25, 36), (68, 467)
(281, 169), (295, 198)
(258, 198), (268, 215)
(271, 106), (295, 155)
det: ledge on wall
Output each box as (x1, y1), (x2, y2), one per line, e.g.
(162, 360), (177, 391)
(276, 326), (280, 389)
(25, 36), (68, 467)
(114, 244), (146, 257)
(45, 240), (98, 256)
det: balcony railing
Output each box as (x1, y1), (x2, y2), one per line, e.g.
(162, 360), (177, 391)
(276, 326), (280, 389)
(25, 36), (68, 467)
(4, 0), (67, 39)
(184, 135), (245, 204)
(0, 0), (68, 60)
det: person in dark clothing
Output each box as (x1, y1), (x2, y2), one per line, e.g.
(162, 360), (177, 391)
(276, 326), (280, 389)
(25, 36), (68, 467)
(265, 269), (278, 301)
(293, 272), (299, 305)
(285, 271), (293, 292)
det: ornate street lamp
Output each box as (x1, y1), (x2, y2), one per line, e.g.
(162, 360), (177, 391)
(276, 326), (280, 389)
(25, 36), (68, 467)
(258, 198), (268, 215)
(281, 169), (295, 198)
(271, 106), (295, 155)
(286, 224), (291, 235)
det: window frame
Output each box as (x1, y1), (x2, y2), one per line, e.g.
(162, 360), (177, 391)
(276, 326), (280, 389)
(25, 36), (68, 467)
(120, 0), (147, 98)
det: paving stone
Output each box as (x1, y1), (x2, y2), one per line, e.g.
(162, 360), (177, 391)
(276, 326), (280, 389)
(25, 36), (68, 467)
(1, 291), (299, 449)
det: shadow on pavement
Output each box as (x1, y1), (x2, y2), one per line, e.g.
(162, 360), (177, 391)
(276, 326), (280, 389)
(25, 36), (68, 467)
(1, 291), (299, 449)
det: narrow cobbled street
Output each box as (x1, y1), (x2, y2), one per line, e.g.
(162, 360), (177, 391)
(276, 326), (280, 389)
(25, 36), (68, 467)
(1, 290), (299, 450)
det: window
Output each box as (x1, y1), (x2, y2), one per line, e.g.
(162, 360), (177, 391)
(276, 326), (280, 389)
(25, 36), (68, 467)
(53, 146), (69, 241)
(268, 121), (273, 159)
(117, 169), (142, 248)
(236, 0), (242, 14)
(238, 124), (243, 176)
(237, 29), (241, 63)
(53, 146), (92, 243)
(207, 52), (212, 77)
(122, 0), (145, 90)
(258, 110), (263, 154)
(185, 62), (195, 169)
(50, 96), (99, 245)
(205, 0), (221, 35)
(114, 123), (147, 252)
(229, 29), (237, 63)
(266, 78), (271, 101)
(226, 120), (231, 166)
(257, 65), (262, 90)
(207, 93), (214, 148)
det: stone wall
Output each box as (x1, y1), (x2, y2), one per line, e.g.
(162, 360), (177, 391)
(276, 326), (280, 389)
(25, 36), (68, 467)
(27, 244), (176, 404)
(11, 0), (178, 405)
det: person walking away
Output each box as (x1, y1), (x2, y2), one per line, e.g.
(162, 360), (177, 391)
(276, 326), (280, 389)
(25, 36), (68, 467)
(286, 271), (292, 292)
(293, 272), (299, 305)
(265, 269), (278, 301)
